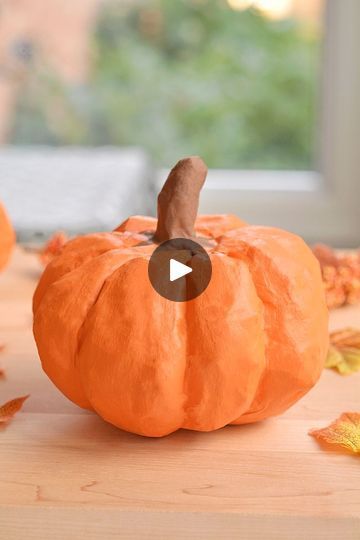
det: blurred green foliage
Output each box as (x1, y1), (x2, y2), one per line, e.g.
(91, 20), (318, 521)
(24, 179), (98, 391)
(12, 0), (321, 169)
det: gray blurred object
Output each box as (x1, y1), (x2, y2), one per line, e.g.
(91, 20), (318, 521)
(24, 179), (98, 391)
(0, 147), (154, 242)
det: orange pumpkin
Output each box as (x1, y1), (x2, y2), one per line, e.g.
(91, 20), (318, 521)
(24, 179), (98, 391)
(33, 157), (328, 437)
(0, 201), (15, 271)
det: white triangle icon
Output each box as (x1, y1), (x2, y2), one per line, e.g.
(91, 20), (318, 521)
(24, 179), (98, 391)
(170, 259), (192, 282)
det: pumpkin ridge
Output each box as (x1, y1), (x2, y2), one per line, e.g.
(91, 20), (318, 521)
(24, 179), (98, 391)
(218, 227), (328, 423)
(230, 245), (299, 420)
(74, 259), (129, 366)
(34, 250), (138, 409)
(228, 249), (270, 421)
(73, 253), (153, 409)
(33, 233), (126, 312)
(182, 253), (266, 431)
(75, 257), (187, 436)
(211, 241), (270, 422)
(34, 244), (142, 314)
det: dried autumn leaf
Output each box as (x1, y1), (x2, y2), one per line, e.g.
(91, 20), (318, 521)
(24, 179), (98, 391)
(0, 395), (29, 424)
(0, 344), (5, 379)
(312, 244), (360, 309)
(39, 232), (68, 266)
(309, 413), (360, 454)
(0, 344), (6, 378)
(325, 328), (360, 375)
(330, 328), (360, 348)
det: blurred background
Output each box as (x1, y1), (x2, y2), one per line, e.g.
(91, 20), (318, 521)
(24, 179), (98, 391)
(0, 0), (359, 245)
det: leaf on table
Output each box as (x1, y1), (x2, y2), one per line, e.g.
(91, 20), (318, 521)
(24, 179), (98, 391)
(325, 328), (360, 375)
(0, 395), (29, 424)
(309, 413), (360, 454)
(0, 344), (5, 378)
(0, 344), (6, 378)
(39, 232), (68, 266)
(312, 244), (360, 309)
(330, 328), (360, 348)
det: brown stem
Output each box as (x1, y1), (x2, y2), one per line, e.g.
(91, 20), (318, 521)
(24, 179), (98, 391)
(154, 156), (208, 243)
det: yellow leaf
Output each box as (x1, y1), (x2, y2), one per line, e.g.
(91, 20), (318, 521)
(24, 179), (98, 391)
(0, 395), (29, 424)
(325, 328), (360, 375)
(325, 345), (343, 369)
(309, 412), (360, 454)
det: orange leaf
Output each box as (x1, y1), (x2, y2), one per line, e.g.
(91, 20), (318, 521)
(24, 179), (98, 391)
(330, 328), (360, 348)
(0, 344), (6, 378)
(325, 328), (360, 375)
(309, 412), (360, 454)
(313, 244), (360, 309)
(39, 232), (68, 266)
(0, 395), (29, 424)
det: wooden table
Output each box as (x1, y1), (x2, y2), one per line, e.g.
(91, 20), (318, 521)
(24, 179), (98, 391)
(0, 248), (359, 540)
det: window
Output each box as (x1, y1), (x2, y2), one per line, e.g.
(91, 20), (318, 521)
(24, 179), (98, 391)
(8, 0), (323, 172)
(1, 0), (359, 245)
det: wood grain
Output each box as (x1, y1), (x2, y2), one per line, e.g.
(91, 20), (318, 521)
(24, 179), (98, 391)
(0, 248), (359, 539)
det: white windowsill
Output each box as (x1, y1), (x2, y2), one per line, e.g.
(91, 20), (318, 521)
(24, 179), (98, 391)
(157, 168), (321, 193)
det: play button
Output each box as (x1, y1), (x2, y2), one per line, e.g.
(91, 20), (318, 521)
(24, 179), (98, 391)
(148, 238), (212, 302)
(170, 259), (192, 282)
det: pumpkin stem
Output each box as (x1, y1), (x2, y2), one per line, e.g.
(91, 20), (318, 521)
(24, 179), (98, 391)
(154, 156), (208, 243)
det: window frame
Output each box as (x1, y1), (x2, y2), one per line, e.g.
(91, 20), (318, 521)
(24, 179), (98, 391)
(168, 0), (360, 247)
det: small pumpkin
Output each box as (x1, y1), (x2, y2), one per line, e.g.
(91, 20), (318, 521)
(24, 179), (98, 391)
(0, 201), (15, 271)
(33, 157), (328, 437)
